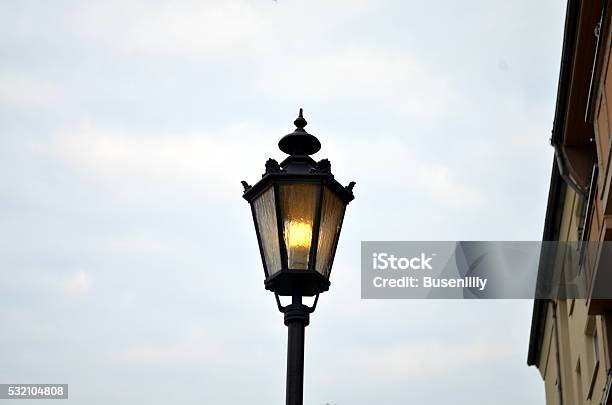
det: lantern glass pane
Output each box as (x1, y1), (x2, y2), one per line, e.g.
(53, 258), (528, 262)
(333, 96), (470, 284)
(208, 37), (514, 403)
(253, 186), (282, 276)
(279, 184), (318, 269)
(315, 186), (346, 277)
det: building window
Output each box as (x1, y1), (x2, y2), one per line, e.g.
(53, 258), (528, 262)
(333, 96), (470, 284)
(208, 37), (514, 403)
(586, 326), (600, 400)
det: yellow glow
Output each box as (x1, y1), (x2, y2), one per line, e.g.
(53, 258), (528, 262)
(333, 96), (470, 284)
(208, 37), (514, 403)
(285, 221), (312, 248)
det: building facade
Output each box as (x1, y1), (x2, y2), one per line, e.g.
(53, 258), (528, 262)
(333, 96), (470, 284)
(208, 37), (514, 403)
(528, 1), (612, 404)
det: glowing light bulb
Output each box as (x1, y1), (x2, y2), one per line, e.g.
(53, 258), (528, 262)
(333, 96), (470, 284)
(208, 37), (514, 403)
(285, 221), (312, 248)
(284, 220), (312, 269)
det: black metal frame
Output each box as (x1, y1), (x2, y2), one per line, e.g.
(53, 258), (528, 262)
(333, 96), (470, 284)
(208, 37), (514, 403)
(275, 292), (319, 314)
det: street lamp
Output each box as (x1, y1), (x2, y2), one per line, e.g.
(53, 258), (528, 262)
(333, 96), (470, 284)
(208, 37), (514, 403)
(242, 109), (355, 405)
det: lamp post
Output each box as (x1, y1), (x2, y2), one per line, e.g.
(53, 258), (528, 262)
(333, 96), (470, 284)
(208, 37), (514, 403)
(242, 109), (355, 405)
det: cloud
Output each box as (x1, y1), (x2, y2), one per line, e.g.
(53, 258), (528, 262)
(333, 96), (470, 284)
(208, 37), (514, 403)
(324, 137), (483, 208)
(359, 342), (515, 380)
(63, 271), (92, 296)
(47, 122), (480, 209)
(68, 0), (378, 59)
(50, 122), (280, 198)
(0, 75), (63, 106)
(259, 48), (455, 117)
(112, 329), (226, 366)
(71, 1), (273, 58)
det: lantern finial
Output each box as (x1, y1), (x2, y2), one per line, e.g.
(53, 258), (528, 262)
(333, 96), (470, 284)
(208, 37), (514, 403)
(294, 108), (307, 129)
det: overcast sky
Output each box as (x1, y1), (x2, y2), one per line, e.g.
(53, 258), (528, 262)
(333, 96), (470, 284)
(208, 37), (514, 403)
(0, 1), (565, 404)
